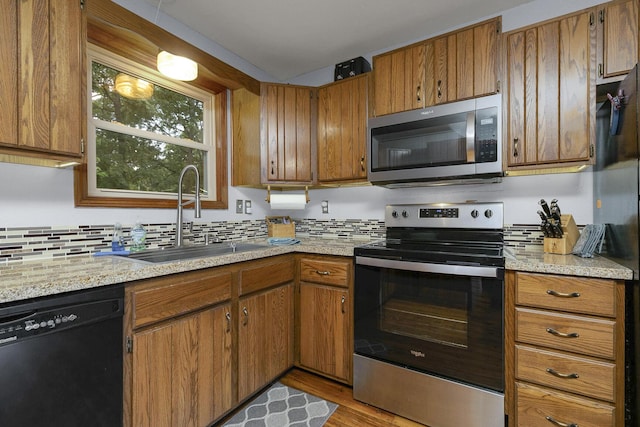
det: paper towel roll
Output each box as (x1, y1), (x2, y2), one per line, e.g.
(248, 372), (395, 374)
(269, 193), (307, 210)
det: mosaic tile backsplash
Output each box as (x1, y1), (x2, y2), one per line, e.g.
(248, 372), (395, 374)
(0, 218), (547, 262)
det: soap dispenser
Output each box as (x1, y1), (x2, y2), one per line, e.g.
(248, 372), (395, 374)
(111, 223), (125, 252)
(130, 221), (147, 252)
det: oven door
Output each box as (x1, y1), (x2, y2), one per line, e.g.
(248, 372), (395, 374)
(354, 256), (504, 392)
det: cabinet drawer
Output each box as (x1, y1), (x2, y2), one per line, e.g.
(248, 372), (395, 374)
(516, 307), (615, 359)
(515, 345), (615, 402)
(300, 258), (350, 287)
(516, 382), (614, 427)
(239, 257), (295, 295)
(132, 271), (232, 329)
(516, 272), (616, 317)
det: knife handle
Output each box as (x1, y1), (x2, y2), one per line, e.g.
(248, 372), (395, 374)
(539, 199), (552, 217)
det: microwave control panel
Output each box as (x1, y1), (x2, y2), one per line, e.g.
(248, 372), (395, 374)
(475, 108), (498, 163)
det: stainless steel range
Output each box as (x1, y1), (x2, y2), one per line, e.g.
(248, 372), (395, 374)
(353, 202), (505, 427)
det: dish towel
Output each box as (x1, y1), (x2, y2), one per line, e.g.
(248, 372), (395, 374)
(267, 237), (301, 246)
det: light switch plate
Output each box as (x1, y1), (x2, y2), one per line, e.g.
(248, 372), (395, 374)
(236, 199), (244, 214)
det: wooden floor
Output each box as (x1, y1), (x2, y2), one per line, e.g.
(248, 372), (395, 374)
(278, 368), (426, 427)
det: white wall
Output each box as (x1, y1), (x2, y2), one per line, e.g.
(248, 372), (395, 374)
(0, 0), (605, 228)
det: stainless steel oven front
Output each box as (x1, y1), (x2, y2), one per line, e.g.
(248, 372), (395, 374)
(353, 202), (505, 427)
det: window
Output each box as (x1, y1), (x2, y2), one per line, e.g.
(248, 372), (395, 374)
(75, 44), (227, 209)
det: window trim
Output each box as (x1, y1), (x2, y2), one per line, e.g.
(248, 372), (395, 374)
(75, 49), (228, 209)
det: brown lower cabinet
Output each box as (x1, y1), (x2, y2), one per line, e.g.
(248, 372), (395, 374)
(505, 271), (625, 427)
(237, 283), (294, 401)
(123, 255), (296, 427)
(123, 253), (353, 427)
(297, 256), (353, 384)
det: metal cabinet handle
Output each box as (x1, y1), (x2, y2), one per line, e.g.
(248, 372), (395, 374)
(437, 80), (442, 99)
(225, 312), (231, 332)
(547, 290), (581, 298)
(546, 368), (579, 379)
(341, 295), (346, 314)
(242, 307), (248, 326)
(315, 270), (331, 276)
(598, 63), (604, 77)
(545, 415), (578, 427)
(270, 160), (275, 176)
(546, 327), (579, 338)
(416, 85), (421, 102)
(513, 137), (519, 157)
(360, 156), (365, 172)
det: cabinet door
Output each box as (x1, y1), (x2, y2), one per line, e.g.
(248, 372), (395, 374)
(431, 34), (457, 104)
(317, 74), (368, 182)
(597, 0), (638, 82)
(506, 11), (594, 168)
(0, 0), (82, 158)
(262, 84), (314, 183)
(0, 0), (17, 147)
(299, 283), (351, 382)
(132, 304), (232, 427)
(237, 284), (294, 401)
(372, 44), (425, 116)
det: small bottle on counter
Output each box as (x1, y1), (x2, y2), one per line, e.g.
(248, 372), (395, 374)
(130, 221), (147, 252)
(111, 223), (125, 252)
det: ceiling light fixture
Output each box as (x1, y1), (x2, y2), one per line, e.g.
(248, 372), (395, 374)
(114, 73), (154, 100)
(157, 51), (198, 81)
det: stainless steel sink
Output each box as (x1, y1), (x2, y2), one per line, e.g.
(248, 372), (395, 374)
(127, 242), (268, 263)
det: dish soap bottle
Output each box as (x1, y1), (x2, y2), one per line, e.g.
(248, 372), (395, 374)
(130, 221), (147, 252)
(111, 223), (125, 252)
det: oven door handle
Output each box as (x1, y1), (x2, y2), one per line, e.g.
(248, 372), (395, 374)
(355, 256), (502, 278)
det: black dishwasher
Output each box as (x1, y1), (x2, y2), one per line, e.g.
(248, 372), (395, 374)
(0, 285), (124, 427)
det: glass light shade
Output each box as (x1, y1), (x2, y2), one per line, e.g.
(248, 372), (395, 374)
(157, 51), (198, 81)
(114, 74), (154, 100)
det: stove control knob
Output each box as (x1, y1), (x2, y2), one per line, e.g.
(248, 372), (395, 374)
(392, 210), (398, 218)
(484, 209), (493, 218)
(401, 210), (409, 218)
(471, 209), (479, 218)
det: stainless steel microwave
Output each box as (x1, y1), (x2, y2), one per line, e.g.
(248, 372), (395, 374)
(367, 94), (502, 186)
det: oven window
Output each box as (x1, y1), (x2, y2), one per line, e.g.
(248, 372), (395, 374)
(370, 112), (469, 171)
(355, 263), (504, 392)
(380, 271), (469, 348)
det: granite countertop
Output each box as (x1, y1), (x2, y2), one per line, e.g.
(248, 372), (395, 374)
(0, 237), (363, 305)
(0, 237), (633, 305)
(505, 245), (633, 280)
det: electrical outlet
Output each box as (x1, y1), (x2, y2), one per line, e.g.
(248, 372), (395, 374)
(321, 200), (329, 214)
(236, 199), (244, 214)
(244, 200), (252, 214)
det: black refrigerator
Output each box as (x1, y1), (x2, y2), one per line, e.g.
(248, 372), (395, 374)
(593, 64), (639, 426)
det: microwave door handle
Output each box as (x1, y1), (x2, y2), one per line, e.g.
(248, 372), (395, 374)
(466, 111), (475, 163)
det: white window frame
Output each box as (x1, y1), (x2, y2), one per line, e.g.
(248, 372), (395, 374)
(86, 44), (217, 201)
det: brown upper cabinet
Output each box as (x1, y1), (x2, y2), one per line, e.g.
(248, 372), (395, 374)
(504, 9), (596, 170)
(261, 83), (317, 184)
(596, 0), (639, 84)
(0, 0), (83, 167)
(372, 17), (501, 116)
(317, 74), (369, 184)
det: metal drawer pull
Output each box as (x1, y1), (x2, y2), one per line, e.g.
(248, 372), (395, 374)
(341, 295), (346, 314)
(547, 290), (581, 298)
(315, 270), (331, 276)
(225, 312), (231, 332)
(546, 368), (579, 379)
(242, 307), (248, 326)
(545, 415), (578, 427)
(546, 328), (579, 338)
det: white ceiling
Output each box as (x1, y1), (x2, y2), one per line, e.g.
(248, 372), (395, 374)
(145, 0), (537, 81)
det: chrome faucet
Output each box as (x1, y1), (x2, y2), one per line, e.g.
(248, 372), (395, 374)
(176, 165), (202, 247)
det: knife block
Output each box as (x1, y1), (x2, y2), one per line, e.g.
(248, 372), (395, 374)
(543, 214), (580, 255)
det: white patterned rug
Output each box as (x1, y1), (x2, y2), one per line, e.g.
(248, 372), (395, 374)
(222, 382), (338, 427)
